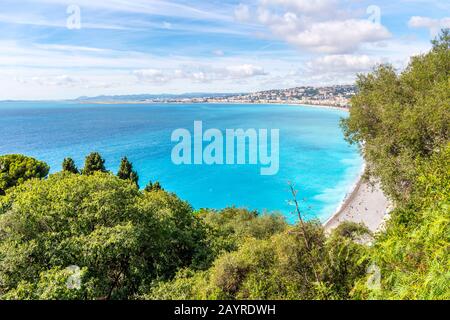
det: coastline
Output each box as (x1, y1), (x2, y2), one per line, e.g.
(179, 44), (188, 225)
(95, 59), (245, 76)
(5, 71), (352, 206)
(80, 100), (350, 112)
(324, 173), (391, 233)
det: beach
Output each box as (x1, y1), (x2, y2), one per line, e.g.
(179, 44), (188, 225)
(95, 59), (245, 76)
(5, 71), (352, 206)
(324, 178), (391, 233)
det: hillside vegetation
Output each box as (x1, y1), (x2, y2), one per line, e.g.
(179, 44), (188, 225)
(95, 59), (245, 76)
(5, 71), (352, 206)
(0, 31), (448, 300)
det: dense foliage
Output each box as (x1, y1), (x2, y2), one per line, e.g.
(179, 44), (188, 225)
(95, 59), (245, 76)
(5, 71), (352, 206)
(352, 144), (450, 299)
(0, 154), (49, 195)
(0, 172), (209, 299)
(117, 157), (139, 187)
(82, 152), (107, 175)
(144, 181), (163, 192)
(146, 221), (370, 300)
(341, 30), (449, 299)
(341, 30), (449, 202)
(62, 158), (79, 174)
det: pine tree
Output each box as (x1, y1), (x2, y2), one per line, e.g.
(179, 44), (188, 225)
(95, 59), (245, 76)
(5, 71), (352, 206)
(62, 158), (79, 174)
(117, 157), (139, 187)
(144, 181), (162, 192)
(82, 152), (106, 175)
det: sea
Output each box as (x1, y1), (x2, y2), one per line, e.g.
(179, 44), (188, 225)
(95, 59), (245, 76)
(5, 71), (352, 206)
(0, 101), (363, 223)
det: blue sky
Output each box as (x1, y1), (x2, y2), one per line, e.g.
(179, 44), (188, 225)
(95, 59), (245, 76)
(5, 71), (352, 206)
(0, 0), (448, 99)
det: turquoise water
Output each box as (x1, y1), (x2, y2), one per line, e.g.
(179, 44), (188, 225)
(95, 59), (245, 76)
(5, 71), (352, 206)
(0, 101), (362, 223)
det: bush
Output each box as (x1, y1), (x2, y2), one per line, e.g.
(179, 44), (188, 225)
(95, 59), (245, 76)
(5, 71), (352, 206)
(146, 221), (370, 300)
(0, 154), (49, 195)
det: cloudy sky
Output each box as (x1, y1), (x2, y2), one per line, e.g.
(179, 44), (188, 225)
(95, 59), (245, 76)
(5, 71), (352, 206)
(0, 0), (449, 100)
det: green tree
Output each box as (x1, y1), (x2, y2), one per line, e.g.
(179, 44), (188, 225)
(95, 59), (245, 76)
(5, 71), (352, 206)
(322, 223), (371, 299)
(197, 207), (287, 256)
(146, 221), (370, 300)
(341, 30), (450, 300)
(144, 181), (162, 192)
(117, 157), (139, 187)
(0, 154), (49, 195)
(341, 29), (449, 202)
(352, 144), (450, 300)
(81, 152), (107, 175)
(0, 172), (209, 299)
(62, 158), (79, 174)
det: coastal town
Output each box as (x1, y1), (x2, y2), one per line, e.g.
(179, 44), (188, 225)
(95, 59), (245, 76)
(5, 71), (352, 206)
(106, 85), (357, 108)
(197, 85), (356, 107)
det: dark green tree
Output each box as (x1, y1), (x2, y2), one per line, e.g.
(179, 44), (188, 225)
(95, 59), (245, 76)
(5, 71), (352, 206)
(144, 181), (162, 192)
(0, 154), (49, 195)
(117, 157), (139, 187)
(62, 158), (79, 174)
(82, 152), (106, 175)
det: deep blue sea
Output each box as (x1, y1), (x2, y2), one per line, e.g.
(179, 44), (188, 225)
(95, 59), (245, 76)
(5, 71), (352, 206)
(0, 101), (363, 223)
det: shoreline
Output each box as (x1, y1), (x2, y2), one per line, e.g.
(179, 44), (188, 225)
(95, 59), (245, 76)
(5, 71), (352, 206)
(326, 163), (366, 221)
(324, 173), (391, 233)
(80, 100), (350, 112)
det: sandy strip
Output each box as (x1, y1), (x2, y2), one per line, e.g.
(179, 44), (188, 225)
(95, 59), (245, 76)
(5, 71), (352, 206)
(324, 179), (391, 233)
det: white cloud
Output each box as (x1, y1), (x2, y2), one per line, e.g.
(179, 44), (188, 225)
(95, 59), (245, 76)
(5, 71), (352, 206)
(305, 55), (382, 73)
(14, 74), (117, 89)
(162, 21), (173, 30)
(270, 54), (387, 87)
(282, 20), (391, 54)
(212, 50), (225, 56)
(0, 12), (134, 31)
(234, 4), (251, 22)
(133, 64), (267, 84)
(260, 0), (337, 14)
(0, 38), (276, 99)
(238, 0), (391, 54)
(408, 16), (450, 37)
(225, 64), (266, 78)
(133, 69), (172, 84)
(15, 75), (82, 87)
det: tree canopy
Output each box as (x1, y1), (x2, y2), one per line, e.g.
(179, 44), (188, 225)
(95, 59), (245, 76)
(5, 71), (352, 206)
(62, 157), (79, 174)
(341, 30), (449, 300)
(341, 29), (449, 202)
(0, 172), (209, 299)
(117, 157), (139, 187)
(144, 181), (162, 192)
(0, 154), (49, 195)
(82, 152), (107, 175)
